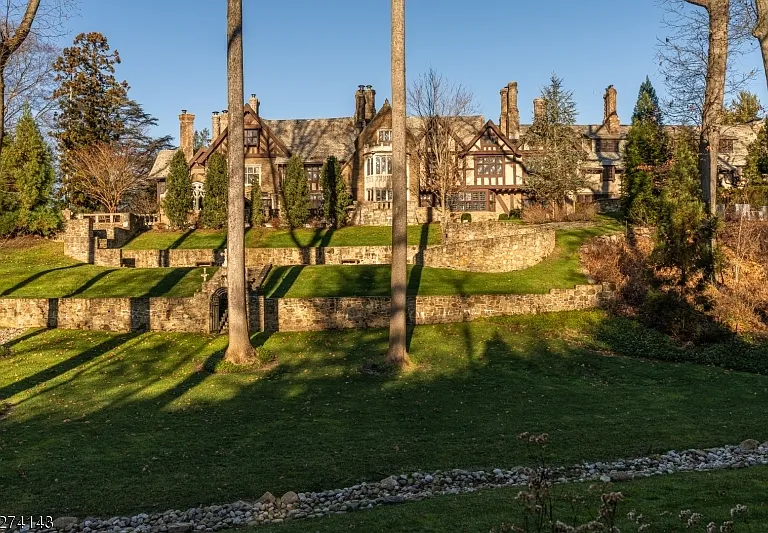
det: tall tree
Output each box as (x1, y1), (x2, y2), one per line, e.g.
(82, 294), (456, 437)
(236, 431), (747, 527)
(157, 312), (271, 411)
(722, 90), (763, 123)
(752, 0), (768, 89)
(194, 127), (210, 152)
(0, 104), (58, 235)
(521, 74), (587, 216)
(200, 151), (227, 229)
(282, 155), (310, 228)
(408, 68), (475, 238)
(163, 149), (191, 229)
(742, 118), (768, 186)
(387, 0), (408, 366)
(622, 78), (670, 225)
(320, 155), (349, 228)
(53, 32), (171, 211)
(224, 0), (255, 364)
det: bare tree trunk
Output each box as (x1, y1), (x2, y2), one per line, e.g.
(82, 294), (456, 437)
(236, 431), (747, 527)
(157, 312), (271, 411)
(754, 0), (768, 88)
(225, 0), (255, 364)
(687, 0), (729, 215)
(0, 0), (41, 160)
(386, 0), (408, 366)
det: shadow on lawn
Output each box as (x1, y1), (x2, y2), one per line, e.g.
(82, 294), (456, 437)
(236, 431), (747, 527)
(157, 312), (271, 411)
(3, 315), (768, 517)
(1, 264), (85, 296)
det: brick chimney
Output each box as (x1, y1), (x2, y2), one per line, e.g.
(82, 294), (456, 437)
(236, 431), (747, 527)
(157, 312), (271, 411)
(179, 110), (195, 161)
(533, 98), (546, 124)
(211, 111), (221, 140)
(354, 85), (366, 129)
(248, 93), (260, 116)
(220, 109), (229, 132)
(603, 85), (620, 133)
(364, 85), (376, 122)
(499, 82), (520, 140)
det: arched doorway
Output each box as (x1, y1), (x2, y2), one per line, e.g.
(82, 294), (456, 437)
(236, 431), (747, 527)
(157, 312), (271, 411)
(209, 288), (228, 334)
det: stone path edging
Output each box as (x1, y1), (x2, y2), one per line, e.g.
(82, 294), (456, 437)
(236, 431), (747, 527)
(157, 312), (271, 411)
(13, 440), (768, 533)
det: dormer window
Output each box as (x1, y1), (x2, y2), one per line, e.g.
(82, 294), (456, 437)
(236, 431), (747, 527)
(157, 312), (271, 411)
(245, 129), (260, 148)
(378, 129), (392, 144)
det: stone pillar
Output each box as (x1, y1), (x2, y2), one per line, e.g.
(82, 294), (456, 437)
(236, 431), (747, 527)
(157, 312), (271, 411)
(212, 111), (221, 139)
(533, 98), (546, 124)
(603, 85), (620, 133)
(355, 85), (366, 129)
(506, 81), (520, 140)
(364, 85), (376, 122)
(500, 86), (509, 137)
(179, 110), (195, 161)
(64, 218), (94, 264)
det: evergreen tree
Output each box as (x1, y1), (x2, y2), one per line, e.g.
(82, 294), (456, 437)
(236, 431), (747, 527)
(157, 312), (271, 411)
(250, 179), (264, 227)
(53, 32), (172, 211)
(743, 120), (768, 186)
(622, 78), (670, 225)
(163, 150), (192, 229)
(320, 155), (350, 228)
(200, 152), (227, 229)
(632, 76), (663, 125)
(194, 128), (211, 152)
(652, 141), (716, 289)
(0, 106), (60, 236)
(521, 75), (587, 213)
(282, 155), (309, 228)
(722, 91), (762, 125)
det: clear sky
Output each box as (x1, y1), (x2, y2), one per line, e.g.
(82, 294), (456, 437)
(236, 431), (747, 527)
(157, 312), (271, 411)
(57, 0), (768, 144)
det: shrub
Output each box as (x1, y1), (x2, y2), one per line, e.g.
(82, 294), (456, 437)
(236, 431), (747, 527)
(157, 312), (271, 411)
(460, 213), (471, 223)
(508, 208), (522, 219)
(498, 214), (509, 221)
(163, 150), (192, 229)
(199, 152), (227, 229)
(521, 205), (552, 224)
(565, 202), (598, 222)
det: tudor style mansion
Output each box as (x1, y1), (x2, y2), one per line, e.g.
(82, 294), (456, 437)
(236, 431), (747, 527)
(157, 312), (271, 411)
(149, 82), (760, 225)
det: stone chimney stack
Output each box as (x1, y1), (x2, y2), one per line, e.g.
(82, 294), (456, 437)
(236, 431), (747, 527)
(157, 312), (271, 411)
(211, 111), (221, 140)
(220, 109), (229, 132)
(354, 85), (366, 129)
(533, 98), (546, 124)
(179, 110), (195, 161)
(499, 82), (520, 139)
(364, 85), (376, 122)
(603, 85), (620, 133)
(248, 94), (260, 116)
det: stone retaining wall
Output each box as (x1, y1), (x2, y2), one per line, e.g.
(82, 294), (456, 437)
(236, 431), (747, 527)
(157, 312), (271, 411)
(0, 284), (613, 334)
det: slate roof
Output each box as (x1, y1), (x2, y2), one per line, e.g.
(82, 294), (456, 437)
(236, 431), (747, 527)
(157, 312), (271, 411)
(263, 117), (359, 163)
(149, 149), (176, 179)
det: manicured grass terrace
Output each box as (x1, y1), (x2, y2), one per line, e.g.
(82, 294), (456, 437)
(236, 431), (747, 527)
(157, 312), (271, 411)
(122, 224), (443, 250)
(261, 224), (614, 297)
(1, 310), (767, 518)
(0, 239), (211, 298)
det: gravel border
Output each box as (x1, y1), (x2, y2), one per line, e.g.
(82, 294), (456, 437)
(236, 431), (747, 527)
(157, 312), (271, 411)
(11, 440), (768, 533)
(0, 328), (25, 346)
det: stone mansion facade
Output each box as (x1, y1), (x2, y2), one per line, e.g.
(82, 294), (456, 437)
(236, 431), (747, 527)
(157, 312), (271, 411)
(149, 83), (760, 224)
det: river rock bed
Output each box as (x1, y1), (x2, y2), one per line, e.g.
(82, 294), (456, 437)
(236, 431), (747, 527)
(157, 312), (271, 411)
(13, 441), (768, 533)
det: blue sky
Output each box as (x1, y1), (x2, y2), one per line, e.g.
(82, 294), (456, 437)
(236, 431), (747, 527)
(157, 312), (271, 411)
(58, 0), (768, 144)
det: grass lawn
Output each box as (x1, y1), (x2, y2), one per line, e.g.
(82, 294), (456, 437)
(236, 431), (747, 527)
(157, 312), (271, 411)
(261, 224), (616, 298)
(123, 225), (442, 250)
(0, 239), (212, 298)
(2, 310), (767, 517)
(264, 467), (768, 532)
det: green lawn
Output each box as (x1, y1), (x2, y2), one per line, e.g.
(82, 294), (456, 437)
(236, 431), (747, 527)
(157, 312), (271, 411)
(2, 310), (767, 517)
(0, 240), (212, 298)
(123, 225), (442, 250)
(261, 225), (613, 297)
(264, 467), (768, 532)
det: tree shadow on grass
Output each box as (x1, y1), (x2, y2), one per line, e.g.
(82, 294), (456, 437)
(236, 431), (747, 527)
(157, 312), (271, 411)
(168, 229), (196, 250)
(66, 269), (116, 297)
(1, 264), (85, 296)
(145, 268), (197, 297)
(260, 266), (305, 298)
(4, 316), (768, 517)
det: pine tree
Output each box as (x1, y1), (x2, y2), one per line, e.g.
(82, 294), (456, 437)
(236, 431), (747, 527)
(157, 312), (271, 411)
(282, 155), (309, 228)
(743, 119), (768, 186)
(163, 150), (192, 229)
(320, 156), (350, 228)
(632, 76), (663, 125)
(53, 32), (172, 211)
(622, 78), (670, 225)
(652, 141), (716, 289)
(194, 128), (211, 151)
(250, 179), (264, 227)
(521, 75), (587, 213)
(0, 106), (60, 236)
(200, 152), (227, 229)
(722, 91), (763, 125)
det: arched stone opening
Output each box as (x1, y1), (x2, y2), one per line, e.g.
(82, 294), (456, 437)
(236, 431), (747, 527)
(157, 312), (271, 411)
(209, 287), (228, 334)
